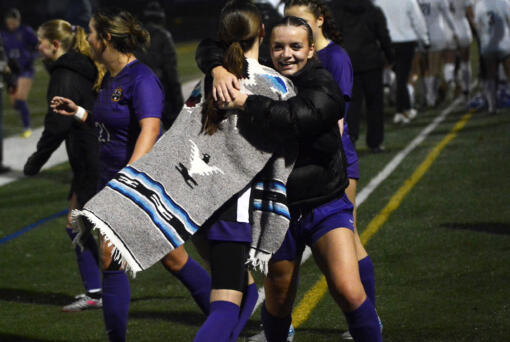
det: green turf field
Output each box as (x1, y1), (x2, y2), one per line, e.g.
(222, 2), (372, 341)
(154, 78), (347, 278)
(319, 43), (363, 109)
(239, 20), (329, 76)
(1, 43), (510, 341)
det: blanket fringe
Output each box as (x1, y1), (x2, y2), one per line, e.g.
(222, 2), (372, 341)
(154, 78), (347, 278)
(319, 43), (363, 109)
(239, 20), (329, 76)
(70, 209), (142, 278)
(246, 248), (271, 275)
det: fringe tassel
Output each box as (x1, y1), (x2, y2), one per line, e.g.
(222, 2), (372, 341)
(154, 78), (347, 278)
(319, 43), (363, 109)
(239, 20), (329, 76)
(70, 209), (142, 278)
(246, 247), (272, 275)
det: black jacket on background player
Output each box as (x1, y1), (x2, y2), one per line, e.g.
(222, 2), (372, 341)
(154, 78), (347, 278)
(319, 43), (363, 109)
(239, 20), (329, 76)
(136, 22), (184, 130)
(196, 40), (348, 213)
(23, 51), (99, 207)
(329, 0), (394, 72)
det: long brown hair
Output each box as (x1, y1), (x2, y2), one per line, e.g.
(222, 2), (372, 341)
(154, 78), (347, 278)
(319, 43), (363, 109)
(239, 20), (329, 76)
(203, 0), (262, 135)
(38, 19), (105, 91)
(284, 0), (343, 45)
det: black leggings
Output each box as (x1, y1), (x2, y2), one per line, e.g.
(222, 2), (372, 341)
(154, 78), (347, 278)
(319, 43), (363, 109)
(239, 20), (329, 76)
(210, 241), (248, 291)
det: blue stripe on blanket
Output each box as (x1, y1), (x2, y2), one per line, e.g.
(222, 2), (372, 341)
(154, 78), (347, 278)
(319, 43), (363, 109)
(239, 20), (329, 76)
(121, 166), (200, 235)
(254, 180), (287, 195)
(108, 180), (184, 247)
(252, 199), (291, 220)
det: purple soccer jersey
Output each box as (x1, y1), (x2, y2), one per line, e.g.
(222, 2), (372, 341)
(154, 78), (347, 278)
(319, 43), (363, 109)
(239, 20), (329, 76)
(318, 42), (359, 180)
(92, 60), (164, 189)
(0, 25), (37, 77)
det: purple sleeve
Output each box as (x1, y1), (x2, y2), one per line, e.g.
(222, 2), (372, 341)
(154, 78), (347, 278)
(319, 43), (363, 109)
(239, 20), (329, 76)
(330, 48), (354, 100)
(132, 73), (164, 121)
(23, 26), (38, 48)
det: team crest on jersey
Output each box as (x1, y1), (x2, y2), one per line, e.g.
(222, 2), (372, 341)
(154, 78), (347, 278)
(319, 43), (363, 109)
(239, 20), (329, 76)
(111, 88), (123, 102)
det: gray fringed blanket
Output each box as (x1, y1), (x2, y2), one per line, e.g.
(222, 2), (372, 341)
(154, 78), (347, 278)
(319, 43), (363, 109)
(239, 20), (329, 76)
(73, 58), (297, 276)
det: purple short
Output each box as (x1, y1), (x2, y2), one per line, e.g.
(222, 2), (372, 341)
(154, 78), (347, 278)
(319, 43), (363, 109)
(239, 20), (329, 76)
(207, 220), (252, 243)
(271, 194), (355, 262)
(343, 123), (359, 180)
(18, 68), (35, 79)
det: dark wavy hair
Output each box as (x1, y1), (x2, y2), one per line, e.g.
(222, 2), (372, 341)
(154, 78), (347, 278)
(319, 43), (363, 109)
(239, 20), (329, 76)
(92, 8), (150, 54)
(272, 15), (314, 48)
(284, 0), (343, 45)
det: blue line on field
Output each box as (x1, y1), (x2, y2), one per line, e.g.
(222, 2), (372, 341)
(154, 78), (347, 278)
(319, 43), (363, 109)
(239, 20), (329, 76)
(0, 209), (68, 245)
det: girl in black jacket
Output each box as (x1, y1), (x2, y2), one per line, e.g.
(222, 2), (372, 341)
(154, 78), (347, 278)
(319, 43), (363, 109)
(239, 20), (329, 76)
(23, 19), (104, 312)
(197, 16), (382, 342)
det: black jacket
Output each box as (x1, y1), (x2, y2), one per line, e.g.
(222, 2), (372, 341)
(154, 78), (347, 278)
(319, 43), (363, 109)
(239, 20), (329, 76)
(330, 0), (394, 73)
(196, 41), (348, 212)
(136, 23), (184, 130)
(24, 51), (99, 207)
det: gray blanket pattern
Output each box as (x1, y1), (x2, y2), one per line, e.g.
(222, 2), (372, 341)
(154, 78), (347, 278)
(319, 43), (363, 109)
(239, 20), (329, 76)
(73, 59), (297, 276)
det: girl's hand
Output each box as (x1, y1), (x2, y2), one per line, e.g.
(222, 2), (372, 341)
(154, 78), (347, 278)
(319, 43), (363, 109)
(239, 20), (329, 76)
(211, 66), (240, 103)
(338, 118), (344, 136)
(217, 89), (247, 110)
(50, 96), (78, 116)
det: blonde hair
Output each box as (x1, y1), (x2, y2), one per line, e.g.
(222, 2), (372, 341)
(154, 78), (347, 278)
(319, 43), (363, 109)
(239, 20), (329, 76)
(39, 20), (105, 91)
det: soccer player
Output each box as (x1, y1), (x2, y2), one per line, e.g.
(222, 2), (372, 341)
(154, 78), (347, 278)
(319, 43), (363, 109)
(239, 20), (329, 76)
(473, 0), (510, 113)
(449, 0), (476, 102)
(51, 9), (210, 341)
(0, 8), (38, 138)
(417, 0), (459, 107)
(200, 15), (382, 342)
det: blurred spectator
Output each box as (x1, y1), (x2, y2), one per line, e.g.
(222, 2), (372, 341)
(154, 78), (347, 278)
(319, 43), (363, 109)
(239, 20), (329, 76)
(135, 1), (184, 130)
(47, 0), (93, 28)
(1, 8), (38, 138)
(376, 0), (430, 124)
(330, 0), (394, 153)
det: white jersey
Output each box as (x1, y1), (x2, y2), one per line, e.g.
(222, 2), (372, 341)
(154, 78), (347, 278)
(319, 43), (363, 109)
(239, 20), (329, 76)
(418, 0), (459, 51)
(449, 0), (473, 47)
(474, 0), (510, 57)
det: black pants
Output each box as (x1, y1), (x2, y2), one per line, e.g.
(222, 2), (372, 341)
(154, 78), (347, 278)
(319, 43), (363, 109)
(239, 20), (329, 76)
(348, 68), (384, 149)
(393, 41), (417, 113)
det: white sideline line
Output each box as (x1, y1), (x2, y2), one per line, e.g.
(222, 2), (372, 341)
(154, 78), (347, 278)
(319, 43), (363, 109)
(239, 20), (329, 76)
(253, 95), (465, 310)
(0, 79), (200, 187)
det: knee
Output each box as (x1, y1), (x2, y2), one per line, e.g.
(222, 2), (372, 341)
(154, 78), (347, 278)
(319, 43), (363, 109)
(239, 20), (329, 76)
(161, 246), (189, 273)
(328, 278), (366, 312)
(264, 268), (296, 317)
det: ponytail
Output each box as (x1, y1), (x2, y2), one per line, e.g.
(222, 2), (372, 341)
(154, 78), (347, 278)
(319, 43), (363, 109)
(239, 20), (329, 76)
(38, 19), (105, 92)
(202, 0), (262, 135)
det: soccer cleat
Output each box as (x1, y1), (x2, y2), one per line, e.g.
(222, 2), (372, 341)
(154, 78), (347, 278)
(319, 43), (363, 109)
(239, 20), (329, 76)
(393, 113), (410, 124)
(62, 294), (102, 312)
(341, 330), (353, 340)
(20, 129), (32, 139)
(407, 108), (418, 120)
(247, 324), (295, 342)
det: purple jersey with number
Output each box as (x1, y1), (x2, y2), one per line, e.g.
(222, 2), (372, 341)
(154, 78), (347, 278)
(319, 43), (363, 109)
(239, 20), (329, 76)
(0, 25), (37, 77)
(318, 42), (359, 180)
(92, 60), (163, 189)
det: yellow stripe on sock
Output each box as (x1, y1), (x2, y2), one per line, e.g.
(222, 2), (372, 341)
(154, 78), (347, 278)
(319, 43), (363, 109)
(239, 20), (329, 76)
(291, 113), (472, 328)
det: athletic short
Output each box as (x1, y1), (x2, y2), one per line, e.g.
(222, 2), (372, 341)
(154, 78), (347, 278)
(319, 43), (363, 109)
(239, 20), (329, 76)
(207, 220), (252, 243)
(271, 194), (355, 262)
(342, 123), (359, 180)
(18, 68), (35, 79)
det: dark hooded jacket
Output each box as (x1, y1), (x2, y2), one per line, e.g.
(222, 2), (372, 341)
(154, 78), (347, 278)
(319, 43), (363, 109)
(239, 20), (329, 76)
(330, 0), (394, 72)
(24, 51), (99, 207)
(136, 22), (184, 130)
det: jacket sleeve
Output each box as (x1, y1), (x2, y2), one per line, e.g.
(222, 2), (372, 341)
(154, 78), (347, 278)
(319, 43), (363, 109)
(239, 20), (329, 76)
(374, 6), (395, 65)
(24, 68), (80, 175)
(408, 0), (430, 46)
(195, 38), (226, 75)
(244, 72), (344, 139)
